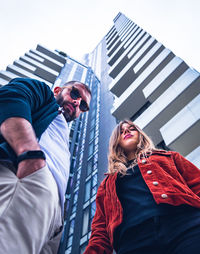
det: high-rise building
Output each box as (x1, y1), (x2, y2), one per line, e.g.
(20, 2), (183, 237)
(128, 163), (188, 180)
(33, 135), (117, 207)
(107, 13), (200, 168)
(56, 48), (116, 254)
(0, 11), (199, 254)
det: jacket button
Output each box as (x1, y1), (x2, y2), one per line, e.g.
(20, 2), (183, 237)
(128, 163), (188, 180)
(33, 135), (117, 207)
(147, 170), (152, 175)
(153, 181), (158, 186)
(141, 159), (146, 164)
(161, 194), (168, 199)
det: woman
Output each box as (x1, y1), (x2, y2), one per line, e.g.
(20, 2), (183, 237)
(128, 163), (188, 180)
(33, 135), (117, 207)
(84, 120), (200, 254)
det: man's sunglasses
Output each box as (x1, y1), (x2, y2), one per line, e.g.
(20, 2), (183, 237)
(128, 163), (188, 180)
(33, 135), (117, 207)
(70, 86), (89, 112)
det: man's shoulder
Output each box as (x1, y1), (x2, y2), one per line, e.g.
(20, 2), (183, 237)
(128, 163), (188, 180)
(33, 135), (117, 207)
(7, 78), (53, 97)
(9, 77), (48, 88)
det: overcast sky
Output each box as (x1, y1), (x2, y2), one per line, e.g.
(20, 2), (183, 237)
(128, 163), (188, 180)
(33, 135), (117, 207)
(1, 0), (200, 71)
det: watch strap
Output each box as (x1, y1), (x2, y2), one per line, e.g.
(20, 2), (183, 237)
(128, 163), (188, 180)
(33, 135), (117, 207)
(17, 150), (46, 165)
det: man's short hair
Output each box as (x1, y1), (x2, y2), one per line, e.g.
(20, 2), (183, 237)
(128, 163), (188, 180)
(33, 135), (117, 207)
(61, 81), (91, 96)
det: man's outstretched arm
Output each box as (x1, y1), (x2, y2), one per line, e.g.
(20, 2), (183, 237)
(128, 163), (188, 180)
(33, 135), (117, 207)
(0, 117), (45, 178)
(0, 78), (55, 178)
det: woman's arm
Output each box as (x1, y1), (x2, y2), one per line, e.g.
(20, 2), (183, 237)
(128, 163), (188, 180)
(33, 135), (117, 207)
(172, 151), (200, 196)
(84, 178), (113, 254)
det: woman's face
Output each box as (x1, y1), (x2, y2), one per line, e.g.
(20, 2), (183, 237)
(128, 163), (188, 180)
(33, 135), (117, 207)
(118, 123), (139, 157)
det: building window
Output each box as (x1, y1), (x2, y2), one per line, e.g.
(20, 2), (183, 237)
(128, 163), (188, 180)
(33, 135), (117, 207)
(93, 162), (98, 171)
(67, 235), (73, 248)
(90, 117), (96, 128)
(73, 144), (78, 157)
(82, 208), (89, 236)
(92, 91), (97, 101)
(87, 159), (93, 176)
(75, 179), (80, 189)
(80, 243), (87, 254)
(91, 201), (96, 218)
(94, 144), (98, 153)
(77, 169), (81, 180)
(75, 131), (80, 143)
(73, 191), (78, 204)
(65, 247), (72, 254)
(91, 108), (96, 118)
(91, 98), (97, 110)
(91, 174), (97, 196)
(92, 174), (97, 187)
(94, 152), (98, 163)
(88, 142), (94, 157)
(69, 129), (74, 139)
(69, 219), (75, 235)
(69, 177), (73, 189)
(72, 204), (77, 214)
(89, 128), (95, 141)
(91, 186), (97, 198)
(70, 158), (76, 172)
(84, 180), (91, 202)
(89, 201), (96, 231)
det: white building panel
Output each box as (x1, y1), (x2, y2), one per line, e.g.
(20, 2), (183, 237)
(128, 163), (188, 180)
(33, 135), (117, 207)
(133, 42), (163, 73)
(160, 94), (200, 145)
(186, 146), (200, 168)
(111, 48), (171, 104)
(143, 57), (183, 98)
(134, 69), (200, 128)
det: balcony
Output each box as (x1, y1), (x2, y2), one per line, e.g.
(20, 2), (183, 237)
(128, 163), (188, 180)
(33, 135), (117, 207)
(107, 25), (140, 67)
(106, 26), (115, 41)
(14, 59), (36, 73)
(6, 65), (52, 87)
(0, 77), (9, 86)
(108, 26), (141, 70)
(0, 70), (18, 81)
(134, 68), (200, 145)
(106, 31), (118, 49)
(109, 30), (148, 79)
(160, 94), (200, 156)
(143, 56), (188, 101)
(110, 47), (171, 98)
(107, 21), (134, 57)
(36, 44), (66, 64)
(106, 26), (115, 39)
(19, 55), (59, 83)
(28, 50), (63, 72)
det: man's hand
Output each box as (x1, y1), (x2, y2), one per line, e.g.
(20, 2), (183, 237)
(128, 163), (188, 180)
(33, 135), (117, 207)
(17, 158), (46, 179)
(0, 117), (44, 178)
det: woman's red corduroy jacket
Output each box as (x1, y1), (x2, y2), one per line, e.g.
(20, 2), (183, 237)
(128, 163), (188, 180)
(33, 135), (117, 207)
(84, 150), (200, 254)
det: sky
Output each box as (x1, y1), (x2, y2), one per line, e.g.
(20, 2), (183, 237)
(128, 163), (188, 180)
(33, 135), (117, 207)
(1, 0), (200, 71)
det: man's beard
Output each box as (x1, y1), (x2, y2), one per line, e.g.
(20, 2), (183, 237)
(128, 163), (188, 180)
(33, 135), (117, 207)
(56, 93), (76, 122)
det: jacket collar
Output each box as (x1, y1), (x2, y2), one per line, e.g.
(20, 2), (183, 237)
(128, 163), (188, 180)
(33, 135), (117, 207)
(104, 150), (172, 175)
(151, 150), (172, 156)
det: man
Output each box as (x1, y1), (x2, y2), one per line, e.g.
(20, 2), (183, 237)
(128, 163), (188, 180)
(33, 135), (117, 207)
(0, 77), (91, 253)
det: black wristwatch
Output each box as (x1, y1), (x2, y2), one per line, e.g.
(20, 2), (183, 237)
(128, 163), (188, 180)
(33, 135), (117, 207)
(17, 150), (46, 165)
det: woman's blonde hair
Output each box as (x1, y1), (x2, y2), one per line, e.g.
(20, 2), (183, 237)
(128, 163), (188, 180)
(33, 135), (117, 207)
(108, 120), (159, 175)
